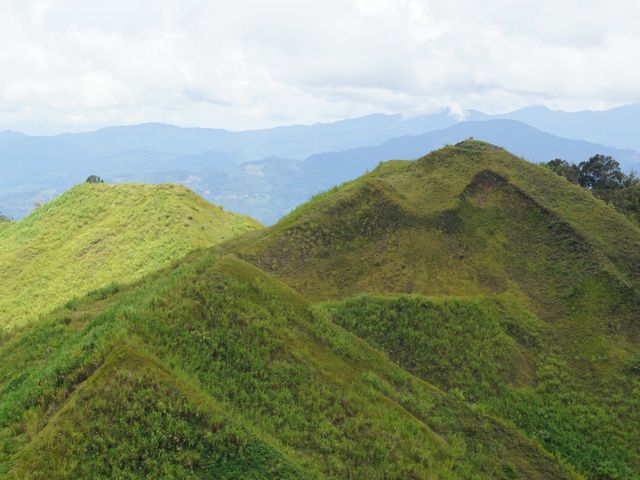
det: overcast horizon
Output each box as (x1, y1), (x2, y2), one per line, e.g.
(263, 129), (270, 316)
(2, 0), (639, 135)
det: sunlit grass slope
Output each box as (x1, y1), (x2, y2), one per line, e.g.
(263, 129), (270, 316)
(242, 141), (640, 301)
(235, 141), (640, 478)
(0, 183), (261, 329)
(0, 253), (576, 479)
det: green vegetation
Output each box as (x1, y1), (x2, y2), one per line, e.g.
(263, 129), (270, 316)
(243, 141), (640, 302)
(8, 345), (306, 480)
(594, 183), (640, 225)
(237, 141), (640, 478)
(84, 175), (104, 184)
(545, 154), (637, 190)
(0, 183), (261, 329)
(545, 155), (640, 224)
(0, 254), (576, 479)
(318, 294), (640, 478)
(0, 215), (11, 231)
(1, 141), (639, 478)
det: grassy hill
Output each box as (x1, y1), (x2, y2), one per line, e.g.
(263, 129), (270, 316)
(0, 254), (577, 479)
(0, 183), (261, 329)
(236, 141), (640, 478)
(0, 141), (638, 478)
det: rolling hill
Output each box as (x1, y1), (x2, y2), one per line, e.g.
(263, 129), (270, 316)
(235, 140), (640, 478)
(0, 141), (638, 478)
(0, 183), (261, 329)
(0, 254), (578, 480)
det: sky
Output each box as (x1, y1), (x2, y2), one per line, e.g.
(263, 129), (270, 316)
(0, 0), (639, 134)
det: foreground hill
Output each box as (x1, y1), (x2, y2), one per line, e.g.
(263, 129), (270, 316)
(0, 183), (260, 329)
(0, 142), (638, 478)
(0, 254), (577, 479)
(236, 141), (640, 477)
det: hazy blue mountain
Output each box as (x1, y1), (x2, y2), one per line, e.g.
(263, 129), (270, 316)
(104, 119), (639, 225)
(0, 113), (459, 219)
(2, 112), (639, 222)
(296, 119), (640, 192)
(470, 104), (640, 151)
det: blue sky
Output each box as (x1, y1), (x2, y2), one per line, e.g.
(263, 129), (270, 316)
(1, 0), (638, 133)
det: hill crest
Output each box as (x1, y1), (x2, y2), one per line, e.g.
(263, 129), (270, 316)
(0, 182), (261, 329)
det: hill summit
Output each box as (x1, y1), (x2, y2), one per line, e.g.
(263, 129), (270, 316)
(0, 183), (261, 329)
(0, 142), (638, 479)
(235, 140), (640, 477)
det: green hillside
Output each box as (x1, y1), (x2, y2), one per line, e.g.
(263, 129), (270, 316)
(1, 141), (639, 478)
(0, 183), (261, 329)
(0, 254), (576, 479)
(236, 141), (640, 478)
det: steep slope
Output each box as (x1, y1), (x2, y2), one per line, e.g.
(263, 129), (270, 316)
(8, 345), (307, 480)
(0, 183), (261, 329)
(0, 253), (576, 479)
(242, 141), (640, 301)
(236, 141), (640, 478)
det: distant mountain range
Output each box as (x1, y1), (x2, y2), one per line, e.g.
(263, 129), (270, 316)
(470, 103), (640, 152)
(1, 105), (639, 222)
(116, 120), (640, 224)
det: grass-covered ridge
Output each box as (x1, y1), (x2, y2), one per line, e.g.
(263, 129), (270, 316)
(242, 141), (640, 300)
(0, 253), (577, 479)
(0, 183), (261, 329)
(2, 141), (639, 478)
(235, 141), (640, 478)
(317, 293), (640, 478)
(7, 343), (307, 480)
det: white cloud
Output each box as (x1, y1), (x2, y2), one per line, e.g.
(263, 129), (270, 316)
(0, 0), (638, 133)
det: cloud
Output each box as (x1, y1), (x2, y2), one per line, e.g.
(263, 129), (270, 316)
(0, 0), (638, 133)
